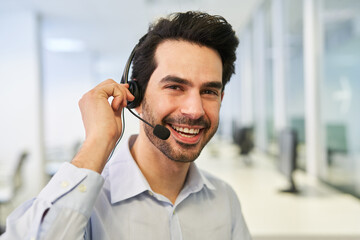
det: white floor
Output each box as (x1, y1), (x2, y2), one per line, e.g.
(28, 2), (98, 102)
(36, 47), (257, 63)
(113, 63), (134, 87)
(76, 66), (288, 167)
(197, 138), (360, 240)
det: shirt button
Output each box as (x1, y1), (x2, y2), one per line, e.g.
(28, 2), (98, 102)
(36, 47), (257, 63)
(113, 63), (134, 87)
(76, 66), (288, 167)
(78, 184), (87, 193)
(60, 181), (69, 188)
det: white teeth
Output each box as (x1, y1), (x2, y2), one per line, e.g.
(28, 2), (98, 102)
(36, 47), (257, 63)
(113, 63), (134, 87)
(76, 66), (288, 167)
(172, 125), (200, 135)
(179, 132), (192, 138)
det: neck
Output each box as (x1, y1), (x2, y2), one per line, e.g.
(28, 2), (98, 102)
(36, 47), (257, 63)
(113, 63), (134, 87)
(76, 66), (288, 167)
(130, 134), (190, 204)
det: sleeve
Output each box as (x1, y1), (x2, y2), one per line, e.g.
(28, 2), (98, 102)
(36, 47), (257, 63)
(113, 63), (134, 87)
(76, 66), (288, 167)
(0, 162), (104, 240)
(227, 185), (252, 240)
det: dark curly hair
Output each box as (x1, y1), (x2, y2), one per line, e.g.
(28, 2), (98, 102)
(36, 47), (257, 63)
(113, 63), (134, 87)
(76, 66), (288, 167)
(131, 11), (239, 102)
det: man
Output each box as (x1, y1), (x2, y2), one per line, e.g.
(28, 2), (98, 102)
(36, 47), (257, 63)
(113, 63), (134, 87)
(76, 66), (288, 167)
(1, 11), (251, 239)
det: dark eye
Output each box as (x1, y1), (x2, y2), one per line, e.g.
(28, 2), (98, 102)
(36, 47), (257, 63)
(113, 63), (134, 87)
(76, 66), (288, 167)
(202, 89), (219, 96)
(167, 85), (183, 91)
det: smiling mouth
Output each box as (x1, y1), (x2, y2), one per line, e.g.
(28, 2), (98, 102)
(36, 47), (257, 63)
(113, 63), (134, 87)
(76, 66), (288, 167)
(171, 125), (201, 138)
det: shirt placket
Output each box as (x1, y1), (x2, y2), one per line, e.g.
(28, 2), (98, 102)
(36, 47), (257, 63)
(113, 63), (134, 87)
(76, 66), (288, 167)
(169, 206), (182, 240)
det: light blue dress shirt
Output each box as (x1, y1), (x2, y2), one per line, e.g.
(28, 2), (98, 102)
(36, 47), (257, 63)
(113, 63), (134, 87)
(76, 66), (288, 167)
(1, 136), (251, 240)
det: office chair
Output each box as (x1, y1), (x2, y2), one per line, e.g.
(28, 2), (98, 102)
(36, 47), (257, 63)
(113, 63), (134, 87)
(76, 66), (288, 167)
(278, 128), (299, 193)
(0, 151), (28, 234)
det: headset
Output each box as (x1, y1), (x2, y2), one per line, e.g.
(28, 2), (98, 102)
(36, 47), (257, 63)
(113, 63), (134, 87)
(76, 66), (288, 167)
(120, 45), (142, 108)
(107, 42), (170, 161)
(119, 41), (170, 141)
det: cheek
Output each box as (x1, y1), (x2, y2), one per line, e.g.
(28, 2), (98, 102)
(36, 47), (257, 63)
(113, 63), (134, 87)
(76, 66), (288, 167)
(148, 94), (178, 118)
(204, 103), (221, 123)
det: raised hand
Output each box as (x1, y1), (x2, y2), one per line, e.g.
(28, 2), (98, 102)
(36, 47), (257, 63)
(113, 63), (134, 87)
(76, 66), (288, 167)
(71, 79), (135, 173)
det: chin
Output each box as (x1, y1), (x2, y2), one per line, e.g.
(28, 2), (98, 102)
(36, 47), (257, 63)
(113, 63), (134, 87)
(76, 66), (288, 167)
(166, 143), (204, 163)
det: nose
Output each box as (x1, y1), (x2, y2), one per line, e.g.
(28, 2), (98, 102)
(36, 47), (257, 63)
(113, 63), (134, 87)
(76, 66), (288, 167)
(179, 92), (205, 119)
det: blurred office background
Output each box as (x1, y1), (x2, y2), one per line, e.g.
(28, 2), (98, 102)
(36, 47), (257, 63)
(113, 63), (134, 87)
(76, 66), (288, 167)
(1, 0), (360, 239)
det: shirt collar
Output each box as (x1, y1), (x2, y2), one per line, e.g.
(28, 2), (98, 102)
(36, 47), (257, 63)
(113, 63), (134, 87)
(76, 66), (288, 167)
(184, 162), (216, 193)
(104, 135), (216, 204)
(104, 136), (151, 204)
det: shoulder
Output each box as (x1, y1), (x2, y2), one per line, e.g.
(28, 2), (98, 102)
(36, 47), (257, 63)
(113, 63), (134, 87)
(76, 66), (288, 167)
(199, 169), (246, 225)
(200, 169), (239, 200)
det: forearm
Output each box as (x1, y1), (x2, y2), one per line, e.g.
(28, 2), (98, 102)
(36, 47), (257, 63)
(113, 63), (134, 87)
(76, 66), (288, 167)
(1, 163), (104, 240)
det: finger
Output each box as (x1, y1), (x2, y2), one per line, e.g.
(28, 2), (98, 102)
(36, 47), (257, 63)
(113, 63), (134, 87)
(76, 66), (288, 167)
(114, 104), (123, 133)
(111, 85), (135, 111)
(96, 81), (127, 98)
(96, 78), (118, 87)
(94, 79), (129, 98)
(91, 79), (134, 112)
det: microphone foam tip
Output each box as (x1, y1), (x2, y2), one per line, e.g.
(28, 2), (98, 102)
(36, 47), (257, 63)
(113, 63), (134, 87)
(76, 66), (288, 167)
(153, 125), (170, 140)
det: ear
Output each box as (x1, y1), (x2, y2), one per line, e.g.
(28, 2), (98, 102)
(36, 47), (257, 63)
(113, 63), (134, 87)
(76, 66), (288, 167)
(135, 104), (142, 115)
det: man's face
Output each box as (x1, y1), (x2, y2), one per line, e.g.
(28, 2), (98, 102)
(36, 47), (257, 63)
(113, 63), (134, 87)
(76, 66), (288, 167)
(138, 40), (223, 162)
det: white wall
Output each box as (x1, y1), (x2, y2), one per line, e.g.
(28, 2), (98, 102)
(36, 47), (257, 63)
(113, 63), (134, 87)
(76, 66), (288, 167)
(42, 50), (94, 151)
(0, 11), (46, 197)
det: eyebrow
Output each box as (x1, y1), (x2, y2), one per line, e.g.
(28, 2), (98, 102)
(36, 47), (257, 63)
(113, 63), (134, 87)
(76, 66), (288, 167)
(160, 75), (223, 90)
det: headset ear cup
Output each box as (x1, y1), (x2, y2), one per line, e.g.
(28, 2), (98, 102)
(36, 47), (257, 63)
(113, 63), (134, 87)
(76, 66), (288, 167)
(127, 81), (142, 108)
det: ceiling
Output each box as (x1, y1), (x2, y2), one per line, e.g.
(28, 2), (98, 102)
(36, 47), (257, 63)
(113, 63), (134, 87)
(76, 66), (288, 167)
(0, 0), (261, 57)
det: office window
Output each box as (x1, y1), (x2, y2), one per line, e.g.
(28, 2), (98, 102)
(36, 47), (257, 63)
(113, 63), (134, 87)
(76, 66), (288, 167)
(41, 18), (96, 176)
(264, 0), (275, 150)
(319, 0), (360, 197)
